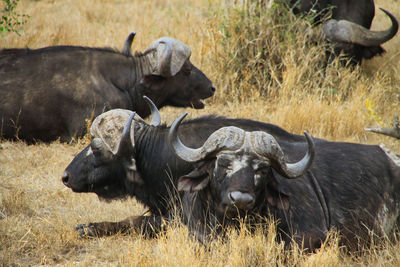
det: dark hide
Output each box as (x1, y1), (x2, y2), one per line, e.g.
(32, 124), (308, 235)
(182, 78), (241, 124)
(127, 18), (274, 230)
(179, 138), (400, 251)
(62, 115), (316, 237)
(0, 40), (214, 142)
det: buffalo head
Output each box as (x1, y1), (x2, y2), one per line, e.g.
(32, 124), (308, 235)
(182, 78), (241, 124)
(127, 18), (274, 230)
(169, 113), (315, 219)
(136, 37), (215, 112)
(61, 97), (161, 199)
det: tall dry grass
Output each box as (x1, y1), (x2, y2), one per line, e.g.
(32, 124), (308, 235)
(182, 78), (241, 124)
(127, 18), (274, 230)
(1, 0), (400, 265)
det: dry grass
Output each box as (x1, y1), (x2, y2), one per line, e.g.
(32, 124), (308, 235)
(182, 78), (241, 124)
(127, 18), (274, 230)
(1, 0), (400, 265)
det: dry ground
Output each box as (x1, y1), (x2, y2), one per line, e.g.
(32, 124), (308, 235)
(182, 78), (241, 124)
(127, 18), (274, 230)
(1, 0), (400, 266)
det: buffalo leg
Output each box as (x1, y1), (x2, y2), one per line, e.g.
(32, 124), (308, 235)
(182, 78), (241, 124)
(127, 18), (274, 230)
(75, 215), (166, 237)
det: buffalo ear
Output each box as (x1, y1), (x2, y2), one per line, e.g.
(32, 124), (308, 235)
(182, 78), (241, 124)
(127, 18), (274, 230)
(178, 169), (209, 192)
(266, 181), (290, 211)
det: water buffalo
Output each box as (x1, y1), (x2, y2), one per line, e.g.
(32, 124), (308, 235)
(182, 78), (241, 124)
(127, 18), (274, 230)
(287, 0), (399, 64)
(169, 113), (400, 250)
(62, 97), (314, 237)
(0, 33), (215, 142)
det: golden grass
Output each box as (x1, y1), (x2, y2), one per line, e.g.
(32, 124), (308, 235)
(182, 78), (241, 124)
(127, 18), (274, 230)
(1, 0), (400, 265)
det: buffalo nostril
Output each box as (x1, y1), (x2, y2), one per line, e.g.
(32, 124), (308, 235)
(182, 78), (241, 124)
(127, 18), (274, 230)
(62, 171), (69, 185)
(229, 191), (255, 210)
(211, 84), (216, 93)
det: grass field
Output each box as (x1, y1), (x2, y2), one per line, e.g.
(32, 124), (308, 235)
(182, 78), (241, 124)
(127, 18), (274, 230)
(1, 0), (400, 265)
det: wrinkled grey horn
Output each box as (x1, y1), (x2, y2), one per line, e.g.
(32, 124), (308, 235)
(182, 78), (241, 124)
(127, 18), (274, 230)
(322, 8), (398, 47)
(255, 131), (314, 178)
(169, 113), (244, 162)
(170, 113), (314, 177)
(116, 112), (136, 156)
(91, 137), (108, 153)
(122, 31), (136, 57)
(158, 41), (173, 77)
(143, 96), (161, 126)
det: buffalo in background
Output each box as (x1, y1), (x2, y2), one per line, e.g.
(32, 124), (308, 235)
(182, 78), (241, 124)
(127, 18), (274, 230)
(287, 0), (399, 64)
(169, 112), (400, 251)
(0, 33), (215, 142)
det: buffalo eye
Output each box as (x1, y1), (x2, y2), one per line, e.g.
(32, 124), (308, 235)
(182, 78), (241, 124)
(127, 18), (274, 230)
(214, 158), (230, 181)
(181, 62), (193, 75)
(214, 170), (227, 182)
(253, 165), (269, 186)
(182, 68), (191, 76)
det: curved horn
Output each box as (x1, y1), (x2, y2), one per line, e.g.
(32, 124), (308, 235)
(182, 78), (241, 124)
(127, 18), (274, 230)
(169, 113), (204, 161)
(254, 131), (315, 178)
(122, 31), (136, 57)
(91, 137), (108, 154)
(323, 8), (398, 47)
(116, 112), (136, 156)
(169, 113), (245, 162)
(143, 96), (161, 126)
(158, 41), (173, 77)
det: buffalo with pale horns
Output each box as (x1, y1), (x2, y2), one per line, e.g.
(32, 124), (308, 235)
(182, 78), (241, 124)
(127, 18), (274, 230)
(0, 33), (215, 142)
(169, 112), (400, 251)
(62, 97), (313, 237)
(288, 0), (398, 64)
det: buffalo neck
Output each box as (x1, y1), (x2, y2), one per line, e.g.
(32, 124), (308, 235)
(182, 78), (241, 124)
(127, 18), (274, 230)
(124, 55), (155, 118)
(133, 124), (192, 214)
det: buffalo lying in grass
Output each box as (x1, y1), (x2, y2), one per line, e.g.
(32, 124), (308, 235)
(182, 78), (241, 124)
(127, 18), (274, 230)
(0, 33), (215, 142)
(169, 113), (400, 250)
(62, 97), (313, 237)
